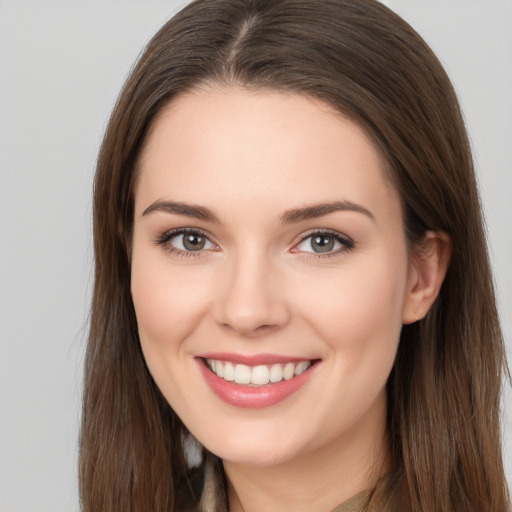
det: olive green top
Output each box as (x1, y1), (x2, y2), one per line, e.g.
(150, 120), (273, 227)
(330, 489), (372, 512)
(330, 473), (396, 512)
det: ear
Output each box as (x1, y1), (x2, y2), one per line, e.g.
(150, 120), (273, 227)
(402, 230), (452, 324)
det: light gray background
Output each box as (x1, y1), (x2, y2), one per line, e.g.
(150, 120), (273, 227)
(0, 1), (510, 511)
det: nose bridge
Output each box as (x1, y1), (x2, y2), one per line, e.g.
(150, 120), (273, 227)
(214, 244), (288, 336)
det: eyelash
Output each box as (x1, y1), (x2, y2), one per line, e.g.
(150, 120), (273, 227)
(154, 228), (355, 259)
(294, 229), (355, 259)
(154, 228), (217, 259)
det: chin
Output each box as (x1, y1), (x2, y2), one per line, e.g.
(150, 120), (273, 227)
(216, 448), (296, 468)
(202, 429), (307, 468)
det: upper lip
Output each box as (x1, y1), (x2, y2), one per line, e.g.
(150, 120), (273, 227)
(196, 352), (317, 366)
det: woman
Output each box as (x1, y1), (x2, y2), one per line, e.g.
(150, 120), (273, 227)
(79, 1), (509, 510)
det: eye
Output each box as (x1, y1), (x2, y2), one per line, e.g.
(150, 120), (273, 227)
(171, 232), (213, 251)
(156, 228), (216, 255)
(293, 231), (354, 255)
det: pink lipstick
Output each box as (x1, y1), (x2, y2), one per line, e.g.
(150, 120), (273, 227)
(196, 354), (318, 408)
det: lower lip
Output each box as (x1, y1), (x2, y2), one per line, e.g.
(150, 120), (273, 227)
(197, 359), (317, 409)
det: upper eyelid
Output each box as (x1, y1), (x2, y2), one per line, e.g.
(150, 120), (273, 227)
(294, 228), (353, 244)
(158, 227), (215, 242)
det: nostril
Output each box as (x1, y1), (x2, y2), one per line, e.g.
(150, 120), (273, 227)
(220, 322), (280, 337)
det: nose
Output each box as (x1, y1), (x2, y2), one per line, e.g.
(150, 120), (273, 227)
(213, 251), (290, 337)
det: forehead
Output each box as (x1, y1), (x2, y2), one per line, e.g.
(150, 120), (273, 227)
(135, 87), (400, 224)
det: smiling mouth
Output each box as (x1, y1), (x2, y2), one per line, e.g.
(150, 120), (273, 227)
(203, 358), (315, 386)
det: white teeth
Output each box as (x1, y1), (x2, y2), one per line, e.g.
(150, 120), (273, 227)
(251, 365), (270, 385)
(223, 362), (235, 381)
(283, 362), (295, 380)
(206, 359), (313, 386)
(269, 364), (283, 383)
(234, 364), (251, 384)
(294, 361), (311, 376)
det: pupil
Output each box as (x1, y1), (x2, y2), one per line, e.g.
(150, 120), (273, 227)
(183, 234), (205, 251)
(312, 235), (334, 253)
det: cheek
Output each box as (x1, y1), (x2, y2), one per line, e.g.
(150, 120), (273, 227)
(130, 251), (213, 355)
(290, 257), (407, 437)
(296, 254), (407, 359)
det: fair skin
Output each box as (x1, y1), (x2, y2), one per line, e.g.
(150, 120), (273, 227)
(130, 87), (450, 512)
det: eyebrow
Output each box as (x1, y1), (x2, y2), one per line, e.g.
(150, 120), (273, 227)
(142, 200), (221, 223)
(279, 201), (374, 224)
(141, 199), (374, 224)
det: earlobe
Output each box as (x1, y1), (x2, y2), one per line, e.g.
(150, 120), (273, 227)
(402, 231), (452, 324)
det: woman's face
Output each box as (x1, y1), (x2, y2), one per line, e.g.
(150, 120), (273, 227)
(131, 88), (416, 467)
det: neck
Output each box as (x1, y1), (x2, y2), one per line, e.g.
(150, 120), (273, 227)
(223, 394), (390, 512)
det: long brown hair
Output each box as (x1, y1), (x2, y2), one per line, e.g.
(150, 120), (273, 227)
(80, 1), (509, 510)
